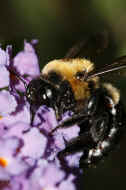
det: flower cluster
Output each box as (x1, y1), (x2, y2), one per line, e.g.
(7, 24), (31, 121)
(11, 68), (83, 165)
(0, 41), (83, 190)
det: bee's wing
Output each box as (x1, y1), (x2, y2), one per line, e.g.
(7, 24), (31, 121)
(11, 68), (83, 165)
(65, 31), (108, 61)
(87, 55), (126, 80)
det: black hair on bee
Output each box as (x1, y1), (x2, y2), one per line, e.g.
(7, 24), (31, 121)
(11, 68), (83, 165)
(12, 32), (126, 168)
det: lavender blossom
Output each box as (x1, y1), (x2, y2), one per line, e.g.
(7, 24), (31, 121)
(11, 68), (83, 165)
(0, 41), (83, 190)
(13, 40), (40, 77)
(0, 66), (9, 88)
(13, 40), (40, 92)
(0, 48), (9, 66)
(0, 104), (30, 133)
(0, 90), (17, 116)
(4, 161), (76, 190)
(0, 137), (28, 181)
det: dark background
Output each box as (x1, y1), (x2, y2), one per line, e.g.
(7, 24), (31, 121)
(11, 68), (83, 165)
(1, 1), (126, 189)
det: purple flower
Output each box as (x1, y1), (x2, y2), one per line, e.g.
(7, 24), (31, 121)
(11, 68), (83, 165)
(30, 161), (65, 188)
(4, 124), (47, 160)
(33, 107), (83, 167)
(0, 65), (9, 88)
(5, 161), (76, 190)
(13, 40), (40, 78)
(0, 137), (28, 181)
(65, 152), (83, 168)
(0, 90), (17, 117)
(33, 106), (58, 132)
(20, 127), (47, 159)
(0, 41), (83, 190)
(59, 174), (76, 190)
(0, 48), (9, 66)
(0, 40), (40, 93)
(0, 124), (9, 137)
(3, 122), (30, 138)
(0, 103), (30, 132)
(3, 175), (30, 190)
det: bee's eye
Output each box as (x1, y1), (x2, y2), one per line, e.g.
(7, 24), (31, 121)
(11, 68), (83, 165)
(26, 78), (58, 108)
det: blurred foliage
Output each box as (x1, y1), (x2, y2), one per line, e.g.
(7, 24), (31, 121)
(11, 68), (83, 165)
(1, 1), (126, 190)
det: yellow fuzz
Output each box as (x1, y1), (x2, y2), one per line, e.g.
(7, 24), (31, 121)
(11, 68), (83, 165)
(42, 58), (94, 77)
(103, 83), (120, 104)
(42, 58), (98, 100)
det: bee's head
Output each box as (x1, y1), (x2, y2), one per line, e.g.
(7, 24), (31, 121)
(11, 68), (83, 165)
(26, 78), (58, 107)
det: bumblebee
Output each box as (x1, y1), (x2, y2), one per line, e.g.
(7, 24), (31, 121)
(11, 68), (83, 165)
(17, 33), (126, 167)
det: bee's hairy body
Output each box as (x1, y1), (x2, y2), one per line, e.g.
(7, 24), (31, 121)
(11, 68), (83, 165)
(25, 34), (126, 168)
(42, 58), (97, 101)
(42, 58), (120, 109)
(41, 58), (125, 167)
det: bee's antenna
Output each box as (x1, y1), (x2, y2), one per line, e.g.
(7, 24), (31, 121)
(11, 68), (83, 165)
(9, 69), (28, 90)
(87, 55), (126, 80)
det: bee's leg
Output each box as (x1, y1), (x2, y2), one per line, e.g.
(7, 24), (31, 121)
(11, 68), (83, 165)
(57, 113), (108, 167)
(58, 133), (93, 159)
(51, 113), (90, 134)
(30, 105), (37, 126)
(79, 128), (119, 168)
